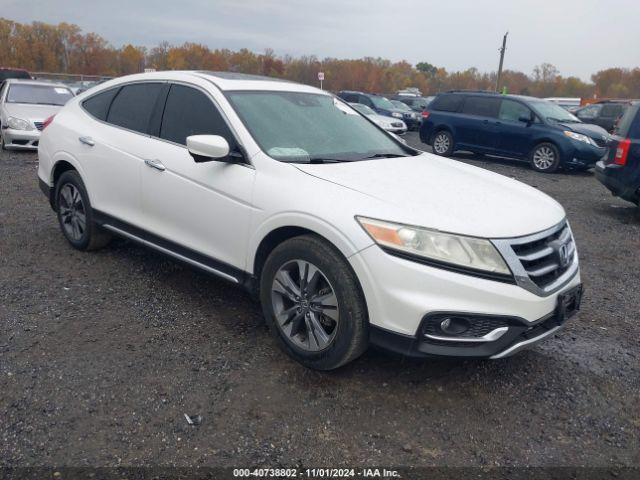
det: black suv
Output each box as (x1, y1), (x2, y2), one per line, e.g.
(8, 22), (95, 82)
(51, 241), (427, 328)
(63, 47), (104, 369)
(595, 101), (640, 206)
(574, 100), (634, 133)
(420, 91), (609, 172)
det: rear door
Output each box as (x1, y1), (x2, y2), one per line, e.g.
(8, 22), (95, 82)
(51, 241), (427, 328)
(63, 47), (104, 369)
(78, 82), (166, 227)
(495, 99), (537, 157)
(140, 83), (255, 273)
(457, 96), (500, 152)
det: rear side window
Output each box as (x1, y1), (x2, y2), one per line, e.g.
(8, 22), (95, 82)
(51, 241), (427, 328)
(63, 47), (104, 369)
(430, 94), (463, 112)
(106, 83), (164, 134)
(614, 105), (640, 139)
(160, 84), (233, 146)
(82, 88), (119, 121)
(340, 92), (358, 102)
(461, 96), (500, 118)
(499, 99), (531, 122)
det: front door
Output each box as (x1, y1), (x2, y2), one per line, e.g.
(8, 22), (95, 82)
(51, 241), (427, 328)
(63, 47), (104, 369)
(140, 83), (255, 275)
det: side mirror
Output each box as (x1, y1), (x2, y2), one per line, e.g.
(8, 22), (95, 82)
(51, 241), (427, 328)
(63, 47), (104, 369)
(187, 135), (231, 163)
(518, 113), (534, 124)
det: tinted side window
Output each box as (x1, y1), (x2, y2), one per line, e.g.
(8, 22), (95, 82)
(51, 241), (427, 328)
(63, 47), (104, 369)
(82, 88), (119, 121)
(430, 94), (463, 112)
(601, 104), (624, 118)
(614, 105), (640, 138)
(106, 83), (164, 134)
(160, 84), (233, 146)
(340, 93), (357, 102)
(461, 96), (500, 117)
(499, 99), (531, 122)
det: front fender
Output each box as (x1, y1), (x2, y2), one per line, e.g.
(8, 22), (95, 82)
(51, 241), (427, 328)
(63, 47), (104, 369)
(245, 212), (373, 274)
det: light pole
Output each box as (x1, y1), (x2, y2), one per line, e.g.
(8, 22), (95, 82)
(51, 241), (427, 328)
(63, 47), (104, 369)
(496, 31), (508, 92)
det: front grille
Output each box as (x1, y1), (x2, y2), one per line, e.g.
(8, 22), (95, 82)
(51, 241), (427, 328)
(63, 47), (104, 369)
(510, 223), (575, 290)
(34, 122), (44, 131)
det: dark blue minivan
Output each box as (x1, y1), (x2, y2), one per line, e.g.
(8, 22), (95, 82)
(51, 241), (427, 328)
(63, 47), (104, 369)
(596, 101), (640, 206)
(420, 91), (610, 172)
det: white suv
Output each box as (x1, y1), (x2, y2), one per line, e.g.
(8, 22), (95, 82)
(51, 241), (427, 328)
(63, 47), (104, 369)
(37, 71), (583, 370)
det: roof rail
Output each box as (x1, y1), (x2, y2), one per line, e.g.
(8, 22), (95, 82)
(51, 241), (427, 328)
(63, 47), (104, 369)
(445, 89), (497, 94)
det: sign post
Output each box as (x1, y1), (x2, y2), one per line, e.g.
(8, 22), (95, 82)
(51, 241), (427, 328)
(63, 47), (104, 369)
(318, 71), (325, 90)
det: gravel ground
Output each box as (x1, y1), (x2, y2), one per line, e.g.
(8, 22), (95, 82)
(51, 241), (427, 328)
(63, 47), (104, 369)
(1, 133), (639, 468)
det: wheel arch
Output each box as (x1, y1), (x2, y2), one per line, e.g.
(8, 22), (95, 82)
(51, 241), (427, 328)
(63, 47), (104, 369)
(248, 214), (369, 279)
(49, 155), (90, 210)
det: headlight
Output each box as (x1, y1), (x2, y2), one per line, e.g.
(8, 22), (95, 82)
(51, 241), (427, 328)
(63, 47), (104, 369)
(564, 131), (595, 146)
(7, 116), (33, 131)
(357, 217), (511, 275)
(391, 112), (403, 118)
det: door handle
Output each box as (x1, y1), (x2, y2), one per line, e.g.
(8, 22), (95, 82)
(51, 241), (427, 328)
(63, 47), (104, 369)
(79, 136), (95, 146)
(144, 159), (166, 172)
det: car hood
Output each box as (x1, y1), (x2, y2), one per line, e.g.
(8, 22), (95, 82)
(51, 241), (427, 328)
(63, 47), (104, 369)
(294, 153), (565, 238)
(562, 121), (609, 141)
(3, 103), (62, 122)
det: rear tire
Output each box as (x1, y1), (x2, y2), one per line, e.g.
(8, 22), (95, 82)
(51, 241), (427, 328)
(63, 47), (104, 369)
(431, 130), (454, 156)
(55, 170), (112, 251)
(259, 235), (369, 370)
(530, 142), (560, 173)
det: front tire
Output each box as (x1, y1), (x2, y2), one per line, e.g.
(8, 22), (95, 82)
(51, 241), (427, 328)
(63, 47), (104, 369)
(530, 142), (560, 173)
(55, 170), (112, 251)
(260, 235), (369, 370)
(432, 130), (454, 156)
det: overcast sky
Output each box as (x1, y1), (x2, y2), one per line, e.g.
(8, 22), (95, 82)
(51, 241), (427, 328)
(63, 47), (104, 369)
(3, 0), (639, 80)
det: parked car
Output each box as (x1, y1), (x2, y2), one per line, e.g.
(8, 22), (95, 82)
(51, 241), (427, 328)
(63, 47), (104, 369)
(0, 79), (74, 150)
(574, 100), (634, 133)
(595, 101), (640, 207)
(0, 67), (31, 82)
(349, 102), (407, 134)
(420, 91), (609, 173)
(38, 71), (582, 369)
(390, 100), (421, 130)
(394, 95), (434, 114)
(337, 90), (406, 121)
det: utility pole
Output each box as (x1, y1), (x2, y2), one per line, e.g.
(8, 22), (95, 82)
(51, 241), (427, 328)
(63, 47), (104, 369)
(495, 31), (508, 92)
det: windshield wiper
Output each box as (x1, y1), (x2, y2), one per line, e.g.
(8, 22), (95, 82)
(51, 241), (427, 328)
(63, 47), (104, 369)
(361, 153), (409, 160)
(547, 117), (578, 123)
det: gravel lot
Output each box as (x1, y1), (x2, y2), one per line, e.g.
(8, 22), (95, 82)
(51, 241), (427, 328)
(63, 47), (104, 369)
(1, 132), (639, 469)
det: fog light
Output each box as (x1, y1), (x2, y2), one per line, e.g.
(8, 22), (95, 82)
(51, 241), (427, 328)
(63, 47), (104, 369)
(440, 317), (470, 335)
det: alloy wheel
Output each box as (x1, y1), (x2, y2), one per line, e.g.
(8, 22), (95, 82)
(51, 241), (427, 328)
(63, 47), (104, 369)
(532, 146), (556, 170)
(433, 133), (450, 154)
(58, 183), (86, 241)
(271, 259), (339, 352)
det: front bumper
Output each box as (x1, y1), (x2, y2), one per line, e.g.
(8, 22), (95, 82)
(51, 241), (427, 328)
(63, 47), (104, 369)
(349, 243), (582, 358)
(370, 286), (582, 359)
(562, 141), (606, 169)
(1, 128), (40, 149)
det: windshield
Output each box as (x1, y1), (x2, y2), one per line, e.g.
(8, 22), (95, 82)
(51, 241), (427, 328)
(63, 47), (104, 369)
(530, 100), (580, 123)
(391, 101), (412, 111)
(350, 103), (376, 116)
(369, 96), (397, 110)
(227, 91), (409, 163)
(6, 84), (73, 106)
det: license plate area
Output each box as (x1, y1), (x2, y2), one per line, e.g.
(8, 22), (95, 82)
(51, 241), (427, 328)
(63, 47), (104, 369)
(555, 284), (583, 325)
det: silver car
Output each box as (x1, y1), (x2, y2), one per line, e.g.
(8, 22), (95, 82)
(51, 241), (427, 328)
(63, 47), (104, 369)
(349, 102), (407, 135)
(0, 79), (74, 150)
